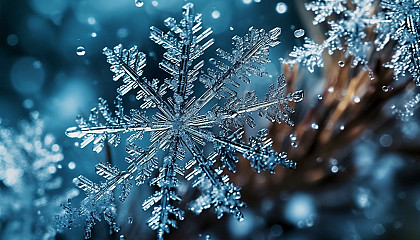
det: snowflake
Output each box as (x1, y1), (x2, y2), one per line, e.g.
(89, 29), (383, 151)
(57, 3), (303, 239)
(376, 0), (420, 85)
(0, 112), (77, 240)
(283, 0), (375, 72)
(284, 0), (420, 87)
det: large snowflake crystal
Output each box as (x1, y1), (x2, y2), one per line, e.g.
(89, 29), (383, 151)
(0, 112), (77, 240)
(58, 3), (302, 239)
(376, 0), (420, 85)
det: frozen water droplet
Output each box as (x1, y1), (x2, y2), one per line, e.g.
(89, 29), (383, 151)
(127, 217), (133, 224)
(209, 58), (216, 65)
(353, 96), (360, 103)
(294, 29), (305, 38)
(76, 46), (85, 56)
(338, 61), (345, 67)
(135, 0), (144, 7)
(382, 86), (393, 92)
(276, 2), (287, 14)
(368, 69), (374, 80)
(289, 133), (297, 141)
(311, 123), (319, 130)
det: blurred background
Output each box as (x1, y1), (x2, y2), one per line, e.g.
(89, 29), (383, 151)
(0, 0), (420, 239)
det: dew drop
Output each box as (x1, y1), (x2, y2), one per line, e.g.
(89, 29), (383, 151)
(276, 2), (287, 14)
(76, 46), (85, 56)
(294, 29), (305, 38)
(338, 61), (345, 67)
(331, 165), (339, 173)
(382, 86), (389, 92)
(317, 94), (323, 100)
(353, 96), (360, 103)
(229, 27), (234, 31)
(289, 133), (297, 141)
(340, 125), (345, 131)
(291, 141), (298, 148)
(209, 58), (217, 65)
(127, 217), (133, 224)
(311, 123), (319, 130)
(120, 235), (126, 240)
(135, 0), (144, 7)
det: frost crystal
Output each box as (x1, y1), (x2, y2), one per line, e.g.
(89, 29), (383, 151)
(284, 0), (420, 86)
(59, 3), (302, 239)
(376, 0), (420, 85)
(283, 0), (375, 71)
(0, 112), (77, 240)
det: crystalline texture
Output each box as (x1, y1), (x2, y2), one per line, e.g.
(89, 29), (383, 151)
(376, 0), (420, 85)
(58, 3), (303, 239)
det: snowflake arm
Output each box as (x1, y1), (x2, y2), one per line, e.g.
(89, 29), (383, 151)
(186, 27), (282, 119)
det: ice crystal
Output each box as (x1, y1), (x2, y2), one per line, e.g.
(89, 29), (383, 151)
(283, 0), (375, 72)
(284, 0), (420, 86)
(392, 93), (420, 121)
(58, 3), (303, 239)
(0, 112), (77, 240)
(376, 0), (420, 85)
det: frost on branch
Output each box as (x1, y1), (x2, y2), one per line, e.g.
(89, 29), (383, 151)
(0, 112), (77, 240)
(59, 3), (303, 239)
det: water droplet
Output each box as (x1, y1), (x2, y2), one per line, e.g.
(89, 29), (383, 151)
(289, 133), (297, 141)
(353, 96), (360, 103)
(127, 217), (133, 224)
(211, 10), (220, 19)
(328, 87), (334, 93)
(368, 69), (374, 80)
(379, 134), (392, 147)
(276, 2), (287, 14)
(339, 125), (345, 130)
(311, 123), (319, 130)
(209, 58), (217, 65)
(381, 85), (393, 92)
(331, 165), (339, 173)
(76, 46), (85, 56)
(316, 157), (322, 163)
(91, 32), (97, 38)
(294, 29), (305, 38)
(120, 235), (126, 240)
(338, 61), (345, 67)
(229, 27), (234, 31)
(317, 94), (323, 100)
(291, 141), (298, 148)
(135, 0), (144, 7)
(68, 161), (76, 170)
